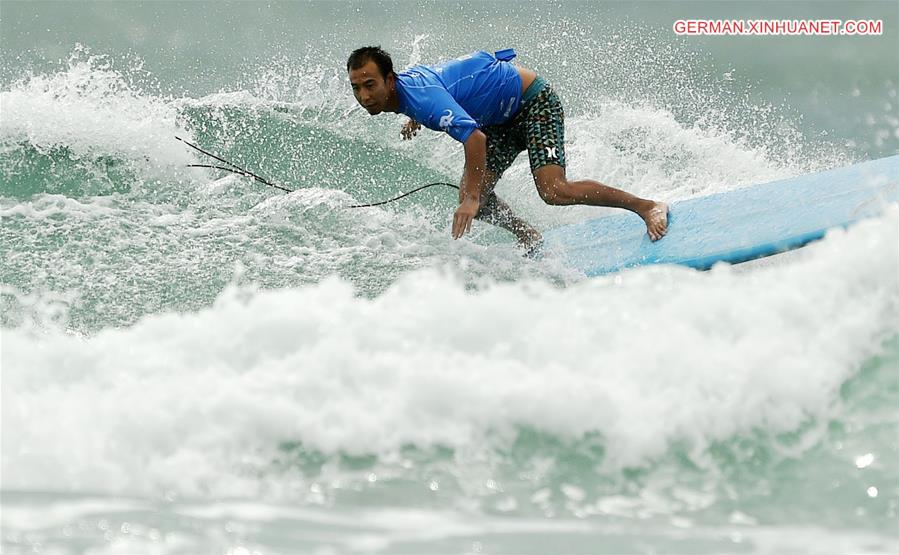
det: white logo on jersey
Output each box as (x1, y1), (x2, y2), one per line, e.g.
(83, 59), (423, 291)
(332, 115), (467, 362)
(545, 146), (558, 159)
(439, 109), (455, 129)
(503, 96), (516, 118)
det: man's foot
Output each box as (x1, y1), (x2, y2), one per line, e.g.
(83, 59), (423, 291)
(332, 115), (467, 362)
(639, 201), (669, 242)
(524, 238), (545, 259)
(518, 229), (544, 259)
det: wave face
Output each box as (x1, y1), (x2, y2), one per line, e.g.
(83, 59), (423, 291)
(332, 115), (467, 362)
(2, 2), (898, 553)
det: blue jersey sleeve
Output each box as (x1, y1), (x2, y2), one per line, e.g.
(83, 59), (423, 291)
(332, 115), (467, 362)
(419, 87), (479, 144)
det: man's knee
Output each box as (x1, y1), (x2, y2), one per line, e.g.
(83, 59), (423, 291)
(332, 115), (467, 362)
(533, 165), (573, 205)
(536, 178), (574, 205)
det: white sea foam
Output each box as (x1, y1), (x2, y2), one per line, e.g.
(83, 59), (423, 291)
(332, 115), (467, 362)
(0, 194), (119, 219)
(0, 47), (192, 170)
(3, 206), (896, 497)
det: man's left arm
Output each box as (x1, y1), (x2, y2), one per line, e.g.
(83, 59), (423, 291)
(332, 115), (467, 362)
(452, 129), (488, 239)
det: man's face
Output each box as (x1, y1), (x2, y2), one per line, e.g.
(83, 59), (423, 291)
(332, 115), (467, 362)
(349, 60), (392, 115)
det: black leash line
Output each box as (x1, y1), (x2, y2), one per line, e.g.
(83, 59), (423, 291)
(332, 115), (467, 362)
(175, 136), (458, 208)
(346, 182), (458, 208)
(175, 136), (292, 193)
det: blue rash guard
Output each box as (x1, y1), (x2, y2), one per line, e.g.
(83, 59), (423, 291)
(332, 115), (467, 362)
(395, 49), (522, 144)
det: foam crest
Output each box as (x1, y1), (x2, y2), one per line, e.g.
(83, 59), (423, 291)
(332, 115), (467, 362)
(0, 48), (191, 168)
(0, 194), (119, 220)
(3, 207), (896, 497)
(567, 102), (798, 199)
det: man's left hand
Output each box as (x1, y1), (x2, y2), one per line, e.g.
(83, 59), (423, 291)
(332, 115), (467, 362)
(452, 198), (480, 239)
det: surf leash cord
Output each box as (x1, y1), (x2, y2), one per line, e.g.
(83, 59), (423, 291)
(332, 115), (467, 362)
(175, 136), (458, 208)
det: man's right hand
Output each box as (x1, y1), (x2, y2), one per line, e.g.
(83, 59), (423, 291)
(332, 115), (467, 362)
(401, 119), (421, 140)
(452, 197), (480, 239)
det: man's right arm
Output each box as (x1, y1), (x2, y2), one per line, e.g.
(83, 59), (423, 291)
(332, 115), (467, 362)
(452, 129), (489, 239)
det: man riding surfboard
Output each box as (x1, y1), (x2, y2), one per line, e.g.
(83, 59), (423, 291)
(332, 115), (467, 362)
(347, 46), (669, 251)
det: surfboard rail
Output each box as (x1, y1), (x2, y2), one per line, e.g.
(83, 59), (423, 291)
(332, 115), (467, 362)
(542, 156), (899, 276)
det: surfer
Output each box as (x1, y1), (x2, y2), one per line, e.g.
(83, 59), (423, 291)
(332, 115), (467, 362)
(347, 46), (669, 250)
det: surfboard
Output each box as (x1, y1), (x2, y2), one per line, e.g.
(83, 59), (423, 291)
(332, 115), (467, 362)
(542, 156), (899, 276)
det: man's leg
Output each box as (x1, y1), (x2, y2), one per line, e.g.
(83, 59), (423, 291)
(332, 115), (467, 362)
(472, 170), (542, 248)
(533, 165), (669, 241)
(477, 192), (543, 248)
(519, 80), (668, 241)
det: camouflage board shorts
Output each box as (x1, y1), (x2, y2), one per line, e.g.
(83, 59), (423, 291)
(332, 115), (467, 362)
(483, 76), (566, 177)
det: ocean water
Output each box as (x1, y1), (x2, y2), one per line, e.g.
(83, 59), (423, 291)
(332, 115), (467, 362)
(2, 2), (898, 554)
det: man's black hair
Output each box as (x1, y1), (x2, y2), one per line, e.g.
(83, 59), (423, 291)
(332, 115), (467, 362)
(347, 46), (395, 78)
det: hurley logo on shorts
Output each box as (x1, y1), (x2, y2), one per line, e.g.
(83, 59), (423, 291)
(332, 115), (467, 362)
(545, 146), (558, 159)
(439, 109), (454, 130)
